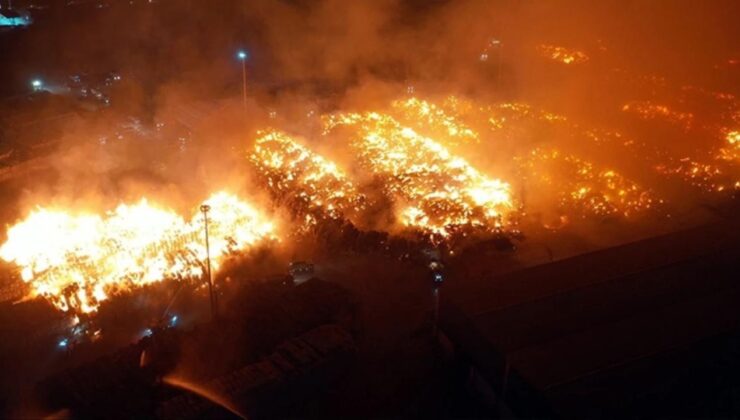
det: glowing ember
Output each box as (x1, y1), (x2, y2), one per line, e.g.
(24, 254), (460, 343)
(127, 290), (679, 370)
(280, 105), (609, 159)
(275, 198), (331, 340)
(717, 130), (740, 163)
(681, 85), (736, 102)
(391, 97), (479, 145)
(537, 44), (589, 65)
(249, 130), (365, 223)
(622, 101), (694, 130)
(435, 97), (568, 134)
(517, 148), (661, 217)
(0, 193), (275, 313)
(325, 112), (515, 238)
(655, 158), (737, 193)
(653, 129), (739, 193)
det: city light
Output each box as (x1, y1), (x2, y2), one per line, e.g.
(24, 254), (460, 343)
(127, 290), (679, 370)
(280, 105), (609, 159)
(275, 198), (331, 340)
(31, 79), (43, 91)
(237, 50), (248, 61)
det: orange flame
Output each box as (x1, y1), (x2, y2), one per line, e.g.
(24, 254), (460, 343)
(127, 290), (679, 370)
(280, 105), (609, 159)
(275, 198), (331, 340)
(0, 192), (275, 314)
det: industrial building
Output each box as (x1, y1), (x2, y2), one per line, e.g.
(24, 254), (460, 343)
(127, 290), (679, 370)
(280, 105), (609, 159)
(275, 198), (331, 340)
(439, 220), (740, 418)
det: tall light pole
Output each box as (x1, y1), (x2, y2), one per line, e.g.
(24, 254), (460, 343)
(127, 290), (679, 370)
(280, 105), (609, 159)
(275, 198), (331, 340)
(490, 39), (503, 85)
(237, 50), (249, 115)
(200, 204), (216, 319)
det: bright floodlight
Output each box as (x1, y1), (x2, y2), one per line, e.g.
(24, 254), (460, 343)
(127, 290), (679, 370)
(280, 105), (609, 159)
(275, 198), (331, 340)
(237, 50), (248, 61)
(31, 79), (43, 88)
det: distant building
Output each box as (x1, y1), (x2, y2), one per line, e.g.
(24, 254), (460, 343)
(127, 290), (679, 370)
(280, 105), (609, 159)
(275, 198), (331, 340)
(0, 9), (31, 27)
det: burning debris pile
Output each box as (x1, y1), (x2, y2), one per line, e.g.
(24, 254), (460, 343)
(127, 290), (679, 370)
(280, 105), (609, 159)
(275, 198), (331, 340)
(655, 158), (736, 193)
(621, 101), (740, 194)
(1, 90), (738, 315)
(375, 96), (665, 220)
(718, 130), (740, 163)
(537, 44), (590, 65)
(246, 100), (518, 240)
(324, 111), (515, 238)
(622, 101), (695, 130)
(516, 148), (661, 218)
(391, 98), (480, 146)
(249, 130), (365, 225)
(412, 95), (738, 200)
(0, 193), (275, 313)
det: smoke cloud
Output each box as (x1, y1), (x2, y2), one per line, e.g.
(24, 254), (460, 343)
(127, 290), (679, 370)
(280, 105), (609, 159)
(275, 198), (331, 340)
(0, 0), (737, 241)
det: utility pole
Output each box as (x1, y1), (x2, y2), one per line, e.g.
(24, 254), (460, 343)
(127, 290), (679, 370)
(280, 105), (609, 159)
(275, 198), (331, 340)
(242, 58), (247, 114)
(200, 204), (216, 319)
(432, 286), (440, 338)
(237, 50), (249, 116)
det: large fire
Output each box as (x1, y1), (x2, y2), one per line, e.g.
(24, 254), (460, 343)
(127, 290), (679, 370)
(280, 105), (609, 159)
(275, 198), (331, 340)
(0, 192), (275, 313)
(324, 111), (515, 238)
(2, 93), (738, 314)
(249, 130), (365, 225)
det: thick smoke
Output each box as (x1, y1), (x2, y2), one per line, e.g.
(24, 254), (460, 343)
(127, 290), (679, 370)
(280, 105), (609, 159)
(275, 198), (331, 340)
(1, 0), (738, 238)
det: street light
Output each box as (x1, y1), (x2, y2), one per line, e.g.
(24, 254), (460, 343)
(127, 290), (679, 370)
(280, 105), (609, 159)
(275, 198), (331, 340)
(31, 79), (43, 92)
(200, 203), (216, 319)
(236, 50), (249, 114)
